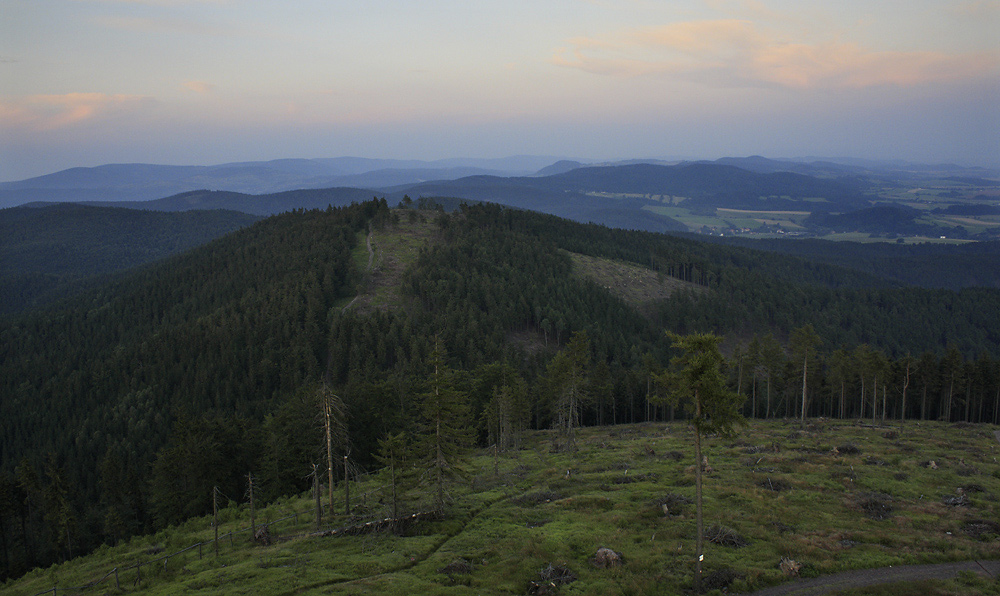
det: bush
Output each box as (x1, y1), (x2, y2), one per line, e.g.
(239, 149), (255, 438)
(856, 492), (893, 520)
(757, 477), (792, 492)
(703, 567), (743, 590)
(656, 493), (692, 516)
(704, 525), (749, 548)
(837, 443), (861, 455)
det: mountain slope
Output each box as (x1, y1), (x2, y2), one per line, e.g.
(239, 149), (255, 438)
(0, 204), (260, 314)
(2, 201), (998, 580)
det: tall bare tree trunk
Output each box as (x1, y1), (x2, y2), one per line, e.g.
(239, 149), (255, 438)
(901, 361), (910, 423)
(921, 385), (928, 421)
(343, 455), (350, 516)
(248, 473), (255, 539)
(800, 355), (808, 422)
(839, 380), (845, 419)
(213, 486), (219, 557)
(872, 375), (878, 425)
(694, 390), (704, 594)
(324, 400), (334, 515)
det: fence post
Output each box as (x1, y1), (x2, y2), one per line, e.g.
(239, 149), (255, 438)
(344, 454), (350, 515)
(213, 486), (219, 557)
(248, 472), (256, 542)
(115, 567), (120, 590)
(312, 463), (321, 530)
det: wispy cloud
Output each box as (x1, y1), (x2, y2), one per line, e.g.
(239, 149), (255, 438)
(951, 0), (1000, 17)
(95, 14), (231, 36)
(552, 19), (1000, 88)
(0, 93), (155, 131)
(182, 80), (215, 93)
(72, 1), (229, 5)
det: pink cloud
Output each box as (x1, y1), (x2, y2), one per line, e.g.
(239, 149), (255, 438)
(552, 20), (1000, 88)
(182, 80), (215, 94)
(0, 93), (155, 131)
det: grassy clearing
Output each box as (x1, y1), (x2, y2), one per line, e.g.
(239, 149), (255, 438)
(641, 205), (813, 233)
(7, 419), (999, 595)
(565, 250), (703, 315)
(344, 213), (439, 313)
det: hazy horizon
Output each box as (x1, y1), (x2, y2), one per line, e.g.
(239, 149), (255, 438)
(2, 0), (998, 181)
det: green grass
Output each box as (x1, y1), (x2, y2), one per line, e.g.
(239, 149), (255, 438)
(340, 214), (439, 312)
(6, 419), (999, 595)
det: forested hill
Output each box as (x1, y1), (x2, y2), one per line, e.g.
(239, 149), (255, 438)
(28, 187), (377, 216)
(699, 235), (1000, 290)
(0, 204), (261, 315)
(1, 199), (998, 580)
(397, 162), (871, 215)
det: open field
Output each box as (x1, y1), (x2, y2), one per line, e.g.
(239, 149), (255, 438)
(7, 419), (998, 595)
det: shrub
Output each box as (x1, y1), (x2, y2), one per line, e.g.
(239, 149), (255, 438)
(704, 525), (749, 548)
(837, 443), (861, 455)
(528, 563), (576, 595)
(757, 477), (792, 492)
(703, 567), (743, 590)
(656, 493), (692, 517)
(856, 492), (893, 520)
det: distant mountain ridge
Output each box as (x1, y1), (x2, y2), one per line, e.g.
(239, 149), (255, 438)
(0, 156), (564, 209)
(5, 155), (996, 211)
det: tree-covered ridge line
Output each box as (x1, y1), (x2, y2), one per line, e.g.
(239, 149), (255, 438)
(700, 235), (1000, 290)
(0, 203), (262, 315)
(1, 199), (998, 582)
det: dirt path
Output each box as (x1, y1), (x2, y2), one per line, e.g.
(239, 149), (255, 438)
(735, 559), (999, 596)
(340, 231), (375, 314)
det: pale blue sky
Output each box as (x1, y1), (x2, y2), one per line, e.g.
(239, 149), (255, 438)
(1, 0), (998, 180)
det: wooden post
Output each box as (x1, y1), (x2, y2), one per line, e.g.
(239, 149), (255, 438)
(343, 454), (350, 516)
(694, 390), (703, 595)
(213, 486), (219, 557)
(325, 404), (334, 516)
(312, 463), (321, 530)
(248, 472), (256, 541)
(115, 567), (120, 590)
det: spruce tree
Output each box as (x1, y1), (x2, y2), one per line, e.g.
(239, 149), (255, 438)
(418, 339), (472, 514)
(656, 332), (744, 594)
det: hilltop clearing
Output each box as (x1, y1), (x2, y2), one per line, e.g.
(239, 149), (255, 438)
(5, 419), (998, 595)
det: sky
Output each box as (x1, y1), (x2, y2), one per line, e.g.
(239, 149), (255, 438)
(1, 0), (999, 181)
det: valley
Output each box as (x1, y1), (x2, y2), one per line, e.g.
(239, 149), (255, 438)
(1, 160), (998, 593)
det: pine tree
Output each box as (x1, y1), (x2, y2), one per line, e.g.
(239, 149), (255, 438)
(656, 332), (744, 594)
(374, 432), (409, 519)
(543, 331), (591, 451)
(418, 339), (473, 513)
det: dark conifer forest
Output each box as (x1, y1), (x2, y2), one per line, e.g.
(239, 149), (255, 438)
(1, 198), (998, 580)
